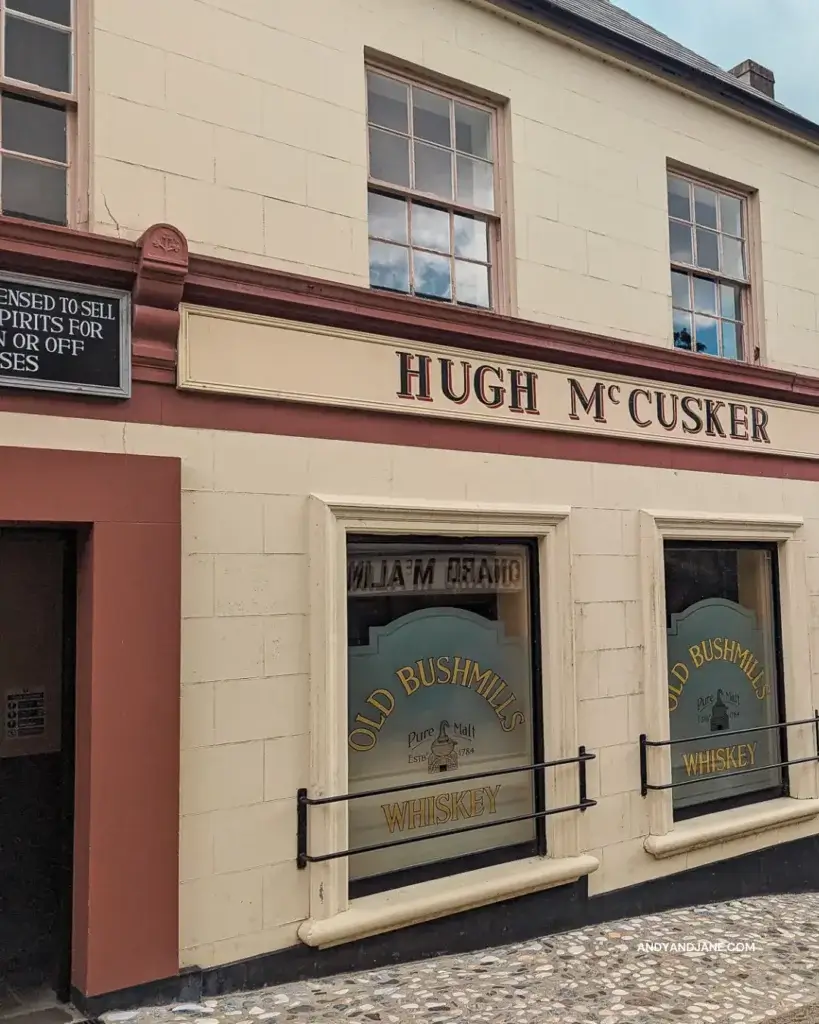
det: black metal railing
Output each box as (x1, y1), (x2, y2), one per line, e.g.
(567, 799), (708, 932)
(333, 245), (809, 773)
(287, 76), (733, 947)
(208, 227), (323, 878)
(639, 711), (819, 797)
(297, 746), (597, 869)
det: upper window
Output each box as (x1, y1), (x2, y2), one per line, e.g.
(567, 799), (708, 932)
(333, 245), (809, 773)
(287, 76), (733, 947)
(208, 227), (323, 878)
(667, 173), (748, 362)
(0, 0), (74, 225)
(365, 69), (499, 310)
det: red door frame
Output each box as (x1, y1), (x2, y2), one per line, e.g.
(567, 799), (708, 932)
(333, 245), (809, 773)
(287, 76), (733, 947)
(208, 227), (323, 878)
(0, 445), (181, 997)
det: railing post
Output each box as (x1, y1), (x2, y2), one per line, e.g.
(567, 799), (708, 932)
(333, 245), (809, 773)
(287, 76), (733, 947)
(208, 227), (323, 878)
(578, 745), (589, 811)
(639, 734), (648, 798)
(814, 710), (819, 761)
(297, 787), (308, 869)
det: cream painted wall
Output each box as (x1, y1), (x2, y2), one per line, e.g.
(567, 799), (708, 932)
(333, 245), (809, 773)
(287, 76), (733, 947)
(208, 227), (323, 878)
(3, 408), (819, 968)
(92, 0), (819, 372)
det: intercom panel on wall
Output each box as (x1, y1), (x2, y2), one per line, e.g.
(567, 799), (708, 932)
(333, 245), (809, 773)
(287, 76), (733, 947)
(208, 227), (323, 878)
(0, 531), (65, 760)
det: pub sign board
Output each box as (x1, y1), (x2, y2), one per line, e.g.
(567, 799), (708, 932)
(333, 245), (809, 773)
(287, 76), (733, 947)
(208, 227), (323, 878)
(0, 271), (131, 399)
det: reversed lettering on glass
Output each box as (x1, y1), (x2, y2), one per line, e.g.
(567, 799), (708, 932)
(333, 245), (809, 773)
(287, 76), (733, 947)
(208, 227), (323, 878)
(347, 542), (535, 882)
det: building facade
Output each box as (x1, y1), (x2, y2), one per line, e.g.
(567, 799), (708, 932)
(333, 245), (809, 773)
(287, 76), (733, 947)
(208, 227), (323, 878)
(3, 0), (819, 1013)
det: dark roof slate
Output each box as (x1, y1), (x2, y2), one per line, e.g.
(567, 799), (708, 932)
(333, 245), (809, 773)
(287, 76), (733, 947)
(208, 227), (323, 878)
(494, 0), (819, 139)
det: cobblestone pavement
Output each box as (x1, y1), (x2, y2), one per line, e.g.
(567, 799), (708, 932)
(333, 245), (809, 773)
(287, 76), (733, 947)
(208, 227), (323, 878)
(108, 894), (819, 1024)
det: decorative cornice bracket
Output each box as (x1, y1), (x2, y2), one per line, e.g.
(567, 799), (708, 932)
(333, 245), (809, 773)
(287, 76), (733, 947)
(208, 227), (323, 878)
(132, 224), (189, 384)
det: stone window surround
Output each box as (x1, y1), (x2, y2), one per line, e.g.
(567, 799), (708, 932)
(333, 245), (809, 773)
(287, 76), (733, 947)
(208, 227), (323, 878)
(298, 495), (598, 949)
(364, 57), (513, 316)
(639, 509), (819, 860)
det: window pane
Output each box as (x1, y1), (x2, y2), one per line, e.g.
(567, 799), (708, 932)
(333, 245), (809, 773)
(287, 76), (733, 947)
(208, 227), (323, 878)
(693, 185), (718, 229)
(693, 277), (717, 315)
(369, 240), (410, 293)
(720, 194), (742, 237)
(2, 94), (66, 162)
(723, 236), (745, 279)
(455, 260), (490, 308)
(673, 308), (693, 350)
(667, 175), (691, 221)
(664, 545), (781, 814)
(455, 103), (491, 159)
(694, 314), (719, 356)
(411, 203), (450, 253)
(721, 321), (742, 361)
(412, 87), (450, 148)
(414, 141), (452, 200)
(7, 0), (71, 25)
(368, 191), (407, 244)
(413, 250), (452, 300)
(367, 72), (408, 133)
(670, 271), (690, 310)
(669, 221), (693, 264)
(695, 228), (720, 272)
(2, 154), (66, 223)
(454, 215), (487, 262)
(5, 15), (71, 92)
(346, 541), (535, 881)
(456, 154), (494, 211)
(720, 283), (741, 321)
(369, 127), (410, 187)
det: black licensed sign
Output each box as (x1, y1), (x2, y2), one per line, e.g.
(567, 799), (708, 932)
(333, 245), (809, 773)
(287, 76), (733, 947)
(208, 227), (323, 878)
(0, 272), (131, 398)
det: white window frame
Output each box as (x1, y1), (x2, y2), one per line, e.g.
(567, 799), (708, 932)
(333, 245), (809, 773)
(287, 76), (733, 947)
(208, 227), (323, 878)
(365, 62), (507, 313)
(0, 0), (88, 227)
(667, 169), (759, 365)
(299, 495), (596, 947)
(639, 510), (819, 859)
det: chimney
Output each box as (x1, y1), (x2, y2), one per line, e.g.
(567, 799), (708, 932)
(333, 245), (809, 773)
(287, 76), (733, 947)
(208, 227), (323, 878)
(729, 59), (775, 99)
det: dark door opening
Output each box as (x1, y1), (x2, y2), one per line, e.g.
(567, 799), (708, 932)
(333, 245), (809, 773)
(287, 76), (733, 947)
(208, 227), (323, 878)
(0, 528), (76, 1017)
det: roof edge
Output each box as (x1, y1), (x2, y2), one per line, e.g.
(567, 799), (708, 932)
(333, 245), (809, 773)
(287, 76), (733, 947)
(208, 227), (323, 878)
(488, 0), (819, 147)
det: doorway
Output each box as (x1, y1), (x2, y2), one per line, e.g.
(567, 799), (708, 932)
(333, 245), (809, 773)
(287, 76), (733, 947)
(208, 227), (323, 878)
(0, 529), (77, 1021)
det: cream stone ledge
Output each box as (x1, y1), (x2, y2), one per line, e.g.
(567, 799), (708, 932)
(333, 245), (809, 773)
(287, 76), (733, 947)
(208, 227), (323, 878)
(644, 797), (819, 860)
(297, 854), (599, 949)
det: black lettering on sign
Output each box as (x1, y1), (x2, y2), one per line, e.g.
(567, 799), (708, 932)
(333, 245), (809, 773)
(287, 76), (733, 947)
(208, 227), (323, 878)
(395, 351), (541, 414)
(628, 388), (652, 428)
(474, 365), (505, 408)
(396, 351), (432, 402)
(729, 402), (749, 440)
(0, 273), (130, 398)
(656, 392), (678, 431)
(507, 368), (539, 415)
(440, 358), (471, 404)
(751, 406), (771, 444)
(704, 399), (727, 438)
(680, 395), (703, 435)
(568, 379), (607, 422)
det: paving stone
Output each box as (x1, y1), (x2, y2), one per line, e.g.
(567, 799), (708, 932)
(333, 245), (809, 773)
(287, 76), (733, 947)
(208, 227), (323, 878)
(127, 894), (819, 1023)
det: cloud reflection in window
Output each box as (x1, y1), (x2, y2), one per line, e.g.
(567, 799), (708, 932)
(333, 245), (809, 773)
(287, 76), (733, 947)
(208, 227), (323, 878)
(369, 240), (410, 293)
(414, 251), (452, 300)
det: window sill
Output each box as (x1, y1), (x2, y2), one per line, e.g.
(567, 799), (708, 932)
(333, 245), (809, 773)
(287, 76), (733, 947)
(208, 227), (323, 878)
(297, 853), (599, 949)
(644, 797), (819, 860)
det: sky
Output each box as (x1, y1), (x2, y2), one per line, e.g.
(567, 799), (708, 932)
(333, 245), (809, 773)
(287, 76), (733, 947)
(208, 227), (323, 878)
(612, 0), (819, 123)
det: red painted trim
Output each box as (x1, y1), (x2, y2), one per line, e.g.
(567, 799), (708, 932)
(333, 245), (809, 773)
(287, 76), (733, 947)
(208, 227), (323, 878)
(3, 214), (819, 412)
(0, 446), (181, 997)
(132, 225), (189, 385)
(2, 381), (818, 483)
(0, 216), (137, 288)
(0, 216), (188, 385)
(159, 387), (819, 481)
(182, 253), (819, 410)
